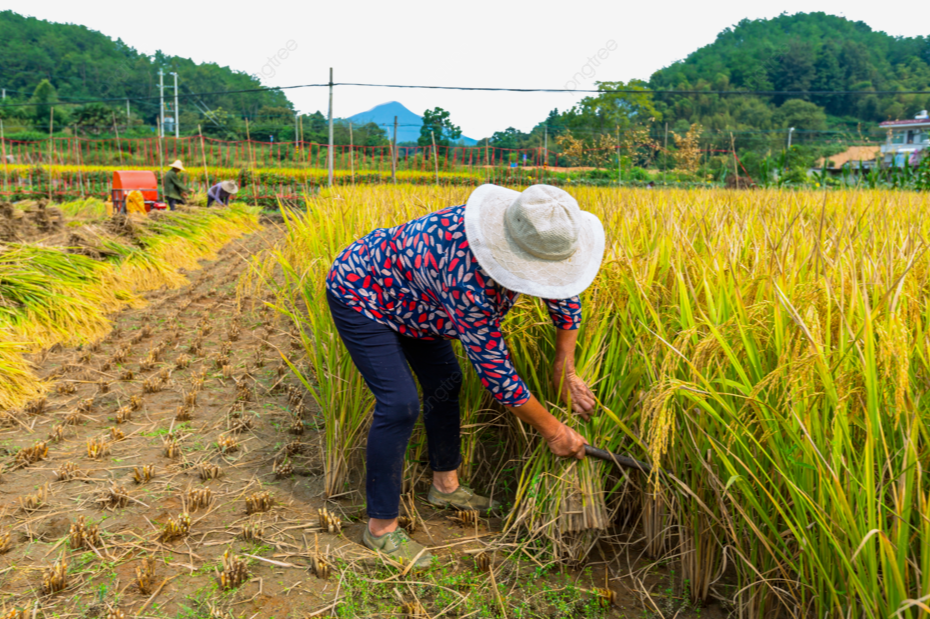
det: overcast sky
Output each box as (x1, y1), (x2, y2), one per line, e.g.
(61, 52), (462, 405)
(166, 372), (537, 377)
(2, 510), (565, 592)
(3, 0), (929, 138)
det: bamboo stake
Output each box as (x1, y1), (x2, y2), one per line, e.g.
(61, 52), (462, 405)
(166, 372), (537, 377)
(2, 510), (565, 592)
(48, 107), (54, 202)
(431, 130), (439, 185)
(198, 124), (210, 194)
(616, 124), (621, 187)
(113, 113), (124, 163)
(1, 119), (8, 197)
(245, 118), (257, 209)
(349, 121), (355, 185)
(730, 131), (739, 188)
(157, 118), (165, 171)
(74, 137), (85, 199)
(301, 116), (310, 197)
(663, 121), (669, 186)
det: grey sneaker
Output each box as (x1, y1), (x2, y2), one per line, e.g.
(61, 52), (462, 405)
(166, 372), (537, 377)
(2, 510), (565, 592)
(362, 526), (433, 569)
(427, 485), (500, 513)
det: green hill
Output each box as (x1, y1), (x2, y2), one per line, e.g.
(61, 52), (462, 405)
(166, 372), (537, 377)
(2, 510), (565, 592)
(649, 12), (930, 130)
(0, 10), (291, 138)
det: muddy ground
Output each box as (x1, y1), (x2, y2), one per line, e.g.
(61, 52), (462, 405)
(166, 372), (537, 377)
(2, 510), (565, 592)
(0, 224), (729, 618)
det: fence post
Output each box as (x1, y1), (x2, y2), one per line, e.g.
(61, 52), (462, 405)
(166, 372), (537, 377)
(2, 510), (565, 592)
(327, 67), (334, 188)
(157, 118), (165, 171)
(246, 118), (257, 208)
(199, 125), (210, 195)
(730, 131), (739, 188)
(113, 114), (124, 163)
(48, 108), (54, 202)
(74, 137), (85, 199)
(392, 116), (398, 184)
(1, 119), (7, 197)
(349, 122), (355, 185)
(617, 125), (621, 187)
(431, 130), (439, 185)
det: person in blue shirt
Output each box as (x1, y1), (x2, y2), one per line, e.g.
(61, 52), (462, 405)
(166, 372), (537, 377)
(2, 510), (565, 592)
(206, 180), (239, 207)
(327, 184), (606, 568)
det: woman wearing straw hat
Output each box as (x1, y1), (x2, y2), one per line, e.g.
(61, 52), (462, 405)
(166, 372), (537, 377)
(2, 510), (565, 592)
(327, 184), (604, 568)
(163, 160), (187, 211)
(206, 180), (239, 207)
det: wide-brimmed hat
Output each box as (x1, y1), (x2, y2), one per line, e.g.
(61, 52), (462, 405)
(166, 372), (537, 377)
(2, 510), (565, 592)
(169, 160), (185, 171)
(220, 180), (239, 194)
(463, 184), (605, 299)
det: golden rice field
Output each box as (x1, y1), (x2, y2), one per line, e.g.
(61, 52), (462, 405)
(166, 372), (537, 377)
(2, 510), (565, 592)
(0, 203), (261, 409)
(258, 185), (930, 618)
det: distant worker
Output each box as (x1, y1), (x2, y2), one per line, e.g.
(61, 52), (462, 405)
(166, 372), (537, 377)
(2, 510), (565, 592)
(163, 160), (188, 211)
(206, 180), (239, 207)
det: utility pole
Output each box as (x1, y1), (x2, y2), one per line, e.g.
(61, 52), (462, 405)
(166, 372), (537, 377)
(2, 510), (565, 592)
(294, 112), (299, 161)
(327, 67), (334, 188)
(126, 99), (130, 124)
(785, 127), (795, 171)
(392, 115), (398, 184)
(158, 69), (165, 138)
(172, 72), (179, 139)
(2, 89), (5, 100)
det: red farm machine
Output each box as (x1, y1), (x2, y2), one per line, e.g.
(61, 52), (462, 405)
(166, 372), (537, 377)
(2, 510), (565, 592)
(109, 171), (167, 215)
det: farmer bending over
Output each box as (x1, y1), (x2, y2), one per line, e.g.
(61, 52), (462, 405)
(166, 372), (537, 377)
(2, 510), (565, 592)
(163, 160), (187, 211)
(326, 184), (605, 567)
(207, 180), (239, 207)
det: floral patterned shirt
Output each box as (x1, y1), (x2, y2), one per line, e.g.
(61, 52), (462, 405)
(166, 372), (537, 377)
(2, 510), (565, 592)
(326, 204), (582, 407)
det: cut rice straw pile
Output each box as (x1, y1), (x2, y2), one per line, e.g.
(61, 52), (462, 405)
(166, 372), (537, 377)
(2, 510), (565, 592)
(0, 203), (260, 409)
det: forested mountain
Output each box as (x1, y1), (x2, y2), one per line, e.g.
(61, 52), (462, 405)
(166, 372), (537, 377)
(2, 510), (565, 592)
(478, 12), (929, 179)
(650, 12), (930, 131)
(0, 10), (290, 137)
(1, 8), (927, 175)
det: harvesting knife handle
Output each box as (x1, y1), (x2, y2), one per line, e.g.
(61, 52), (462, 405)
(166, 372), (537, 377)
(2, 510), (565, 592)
(584, 444), (653, 474)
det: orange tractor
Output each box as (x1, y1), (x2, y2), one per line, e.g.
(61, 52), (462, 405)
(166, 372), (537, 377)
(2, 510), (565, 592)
(109, 171), (168, 215)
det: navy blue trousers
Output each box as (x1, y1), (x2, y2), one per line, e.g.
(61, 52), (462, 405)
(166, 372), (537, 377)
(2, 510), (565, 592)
(327, 291), (463, 519)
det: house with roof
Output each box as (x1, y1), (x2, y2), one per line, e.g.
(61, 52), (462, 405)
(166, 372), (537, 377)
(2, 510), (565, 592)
(880, 111), (929, 168)
(814, 145), (881, 174)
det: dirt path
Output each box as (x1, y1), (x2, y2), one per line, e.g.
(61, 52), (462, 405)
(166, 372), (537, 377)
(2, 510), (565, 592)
(0, 225), (723, 618)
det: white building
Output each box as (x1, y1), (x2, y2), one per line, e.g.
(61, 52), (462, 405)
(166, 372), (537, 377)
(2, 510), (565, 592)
(880, 111), (929, 168)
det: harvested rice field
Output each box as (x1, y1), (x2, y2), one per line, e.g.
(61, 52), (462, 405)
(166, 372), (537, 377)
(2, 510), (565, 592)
(0, 200), (694, 619)
(2, 183), (929, 619)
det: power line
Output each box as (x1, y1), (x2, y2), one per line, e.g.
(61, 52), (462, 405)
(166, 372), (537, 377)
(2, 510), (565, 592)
(1, 80), (929, 109)
(336, 83), (930, 96)
(0, 84), (325, 108)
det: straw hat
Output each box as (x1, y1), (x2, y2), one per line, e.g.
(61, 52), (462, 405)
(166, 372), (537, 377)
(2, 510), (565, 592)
(463, 184), (605, 299)
(169, 160), (185, 171)
(220, 180), (240, 194)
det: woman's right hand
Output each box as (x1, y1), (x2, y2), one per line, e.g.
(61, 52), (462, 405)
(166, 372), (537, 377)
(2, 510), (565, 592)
(546, 422), (587, 459)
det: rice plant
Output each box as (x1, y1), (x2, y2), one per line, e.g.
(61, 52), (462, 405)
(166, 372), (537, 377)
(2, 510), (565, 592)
(256, 185), (930, 617)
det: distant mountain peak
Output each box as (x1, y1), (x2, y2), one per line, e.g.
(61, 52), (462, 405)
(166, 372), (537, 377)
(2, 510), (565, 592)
(348, 102), (476, 145)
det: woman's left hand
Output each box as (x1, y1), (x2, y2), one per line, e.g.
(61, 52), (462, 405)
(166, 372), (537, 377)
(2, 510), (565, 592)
(552, 360), (596, 420)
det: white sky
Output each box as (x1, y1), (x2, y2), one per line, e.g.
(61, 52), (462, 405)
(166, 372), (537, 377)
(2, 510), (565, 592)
(3, 0), (929, 138)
